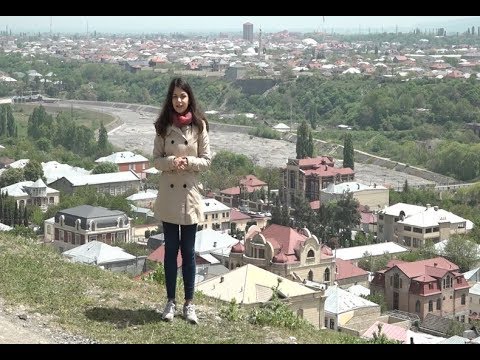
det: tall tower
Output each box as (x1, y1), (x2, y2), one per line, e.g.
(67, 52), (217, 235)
(258, 27), (263, 60)
(243, 22), (253, 42)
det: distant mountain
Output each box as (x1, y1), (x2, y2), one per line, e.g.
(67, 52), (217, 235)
(414, 16), (480, 34)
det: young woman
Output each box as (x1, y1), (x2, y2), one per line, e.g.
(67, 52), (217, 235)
(152, 77), (211, 324)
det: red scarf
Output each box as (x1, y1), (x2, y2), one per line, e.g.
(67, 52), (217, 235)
(172, 111), (192, 128)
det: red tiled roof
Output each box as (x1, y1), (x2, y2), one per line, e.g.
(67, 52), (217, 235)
(239, 175), (266, 187)
(230, 209), (252, 221)
(220, 186), (240, 196)
(261, 224), (307, 256)
(393, 257), (458, 279)
(303, 166), (354, 177)
(335, 258), (369, 280)
(147, 245), (183, 267)
(298, 156), (334, 168)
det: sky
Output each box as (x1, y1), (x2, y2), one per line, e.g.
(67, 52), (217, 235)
(0, 16), (477, 34)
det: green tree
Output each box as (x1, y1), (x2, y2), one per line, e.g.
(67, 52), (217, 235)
(23, 159), (44, 182)
(0, 168), (24, 188)
(441, 235), (480, 272)
(97, 121), (109, 156)
(343, 132), (354, 170)
(296, 120), (313, 159)
(92, 162), (118, 174)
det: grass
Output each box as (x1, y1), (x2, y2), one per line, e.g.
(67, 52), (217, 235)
(0, 234), (378, 344)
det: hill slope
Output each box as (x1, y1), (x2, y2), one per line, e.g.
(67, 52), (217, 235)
(0, 234), (374, 344)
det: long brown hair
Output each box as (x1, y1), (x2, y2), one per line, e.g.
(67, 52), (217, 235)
(154, 77), (209, 137)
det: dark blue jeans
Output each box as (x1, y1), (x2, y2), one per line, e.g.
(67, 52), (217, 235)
(162, 222), (197, 301)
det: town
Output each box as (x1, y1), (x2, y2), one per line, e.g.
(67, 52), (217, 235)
(0, 16), (480, 344)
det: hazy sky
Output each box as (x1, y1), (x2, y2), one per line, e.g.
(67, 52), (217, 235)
(0, 16), (477, 34)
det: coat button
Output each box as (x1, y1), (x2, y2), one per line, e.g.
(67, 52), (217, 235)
(170, 184), (174, 188)
(183, 184), (187, 188)
(184, 140), (188, 145)
(171, 140), (175, 144)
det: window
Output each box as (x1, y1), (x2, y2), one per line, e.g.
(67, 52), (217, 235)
(324, 319), (328, 328)
(324, 268), (330, 282)
(393, 274), (400, 289)
(75, 234), (80, 245)
(296, 309), (303, 318)
(379, 215), (384, 220)
(461, 315), (465, 323)
(404, 236), (411, 246)
(307, 249), (315, 259)
(413, 227), (423, 233)
(404, 226), (411, 232)
(68, 232), (72, 243)
(329, 319), (335, 330)
(59, 230), (64, 242)
(289, 171), (296, 189)
(428, 300), (433, 312)
(429, 283), (433, 289)
(415, 300), (421, 313)
(436, 298), (441, 310)
(308, 270), (313, 281)
(461, 294), (466, 305)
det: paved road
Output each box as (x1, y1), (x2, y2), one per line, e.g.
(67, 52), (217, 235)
(54, 101), (436, 189)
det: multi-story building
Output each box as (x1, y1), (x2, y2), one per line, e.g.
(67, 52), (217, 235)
(199, 198), (231, 232)
(282, 156), (354, 207)
(46, 205), (132, 252)
(320, 181), (389, 213)
(370, 257), (470, 322)
(377, 203), (473, 246)
(229, 224), (336, 285)
(243, 22), (253, 42)
(217, 174), (267, 208)
(95, 151), (150, 179)
(1, 178), (60, 212)
(48, 170), (141, 196)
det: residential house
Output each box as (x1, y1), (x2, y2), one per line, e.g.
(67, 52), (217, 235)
(126, 189), (158, 209)
(230, 209), (269, 234)
(377, 203), (474, 246)
(334, 258), (370, 289)
(320, 181), (389, 213)
(228, 224), (336, 285)
(282, 156), (354, 207)
(42, 160), (91, 185)
(48, 170), (141, 195)
(216, 174), (267, 209)
(95, 151), (150, 179)
(200, 198), (231, 232)
(323, 285), (382, 332)
(196, 263), (326, 329)
(1, 179), (60, 211)
(62, 240), (146, 276)
(46, 205), (132, 252)
(370, 257), (470, 322)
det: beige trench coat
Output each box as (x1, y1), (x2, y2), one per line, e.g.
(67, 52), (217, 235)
(152, 121), (211, 225)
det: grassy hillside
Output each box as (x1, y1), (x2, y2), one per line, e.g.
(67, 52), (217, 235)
(0, 234), (383, 344)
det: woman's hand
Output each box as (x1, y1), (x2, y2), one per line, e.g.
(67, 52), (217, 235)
(173, 157), (188, 170)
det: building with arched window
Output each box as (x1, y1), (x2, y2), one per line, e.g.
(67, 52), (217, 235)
(47, 205), (132, 253)
(370, 257), (470, 321)
(229, 223), (336, 285)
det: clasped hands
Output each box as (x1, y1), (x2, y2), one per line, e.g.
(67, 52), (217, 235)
(173, 156), (188, 170)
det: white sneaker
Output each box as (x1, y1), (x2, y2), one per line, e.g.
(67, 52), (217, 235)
(162, 301), (176, 322)
(183, 304), (198, 324)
